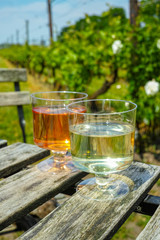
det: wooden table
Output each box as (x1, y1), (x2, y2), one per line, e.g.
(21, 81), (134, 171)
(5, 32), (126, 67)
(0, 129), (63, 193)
(0, 142), (160, 240)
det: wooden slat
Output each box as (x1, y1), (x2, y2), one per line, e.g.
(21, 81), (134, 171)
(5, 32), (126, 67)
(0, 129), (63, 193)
(0, 161), (87, 230)
(0, 143), (50, 178)
(136, 205), (160, 240)
(0, 68), (27, 82)
(18, 162), (160, 240)
(0, 92), (30, 106)
(0, 140), (7, 148)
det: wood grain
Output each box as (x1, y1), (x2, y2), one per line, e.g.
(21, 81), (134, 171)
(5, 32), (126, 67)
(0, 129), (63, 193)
(0, 161), (87, 230)
(0, 68), (27, 82)
(0, 143), (50, 178)
(0, 92), (30, 106)
(136, 205), (160, 240)
(18, 162), (160, 240)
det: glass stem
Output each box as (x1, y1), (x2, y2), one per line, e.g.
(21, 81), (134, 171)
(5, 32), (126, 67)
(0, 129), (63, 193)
(95, 175), (110, 191)
(51, 150), (72, 162)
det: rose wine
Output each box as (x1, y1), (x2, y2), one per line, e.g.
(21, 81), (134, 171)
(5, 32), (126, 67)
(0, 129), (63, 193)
(70, 122), (135, 175)
(33, 106), (85, 151)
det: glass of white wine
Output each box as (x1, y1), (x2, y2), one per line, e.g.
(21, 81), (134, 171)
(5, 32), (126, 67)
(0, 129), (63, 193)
(67, 99), (137, 200)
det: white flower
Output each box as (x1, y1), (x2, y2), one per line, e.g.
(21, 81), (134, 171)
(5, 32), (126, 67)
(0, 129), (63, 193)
(112, 34), (116, 39)
(116, 84), (121, 89)
(112, 40), (123, 54)
(143, 118), (149, 125)
(144, 79), (159, 96)
(155, 105), (159, 112)
(125, 102), (129, 107)
(157, 39), (160, 49)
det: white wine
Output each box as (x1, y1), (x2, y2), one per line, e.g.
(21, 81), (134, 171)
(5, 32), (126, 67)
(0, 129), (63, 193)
(70, 122), (135, 175)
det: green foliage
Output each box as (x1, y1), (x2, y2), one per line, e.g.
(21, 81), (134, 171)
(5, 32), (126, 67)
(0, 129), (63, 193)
(126, 0), (160, 149)
(140, 0), (160, 23)
(0, 6), (128, 93)
(59, 7), (126, 35)
(0, 1), (160, 150)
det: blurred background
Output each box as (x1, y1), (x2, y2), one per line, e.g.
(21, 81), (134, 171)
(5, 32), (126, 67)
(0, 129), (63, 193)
(0, 0), (160, 239)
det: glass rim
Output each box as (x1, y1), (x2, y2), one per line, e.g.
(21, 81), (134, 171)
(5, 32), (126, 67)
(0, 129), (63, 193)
(67, 99), (137, 115)
(30, 91), (88, 102)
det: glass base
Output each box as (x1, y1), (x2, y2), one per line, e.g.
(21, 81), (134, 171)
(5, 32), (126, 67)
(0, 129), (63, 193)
(37, 153), (78, 174)
(76, 175), (134, 201)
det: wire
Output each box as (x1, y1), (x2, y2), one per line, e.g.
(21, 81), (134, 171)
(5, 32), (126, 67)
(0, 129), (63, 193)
(55, 0), (97, 20)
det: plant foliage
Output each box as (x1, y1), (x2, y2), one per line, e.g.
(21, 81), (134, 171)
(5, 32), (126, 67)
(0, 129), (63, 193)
(0, 1), (160, 150)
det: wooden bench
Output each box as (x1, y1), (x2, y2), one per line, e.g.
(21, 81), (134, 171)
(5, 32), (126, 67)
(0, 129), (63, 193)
(0, 69), (30, 142)
(136, 205), (160, 240)
(0, 142), (159, 239)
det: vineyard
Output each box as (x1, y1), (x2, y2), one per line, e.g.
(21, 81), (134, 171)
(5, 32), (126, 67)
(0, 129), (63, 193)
(0, 1), (160, 240)
(1, 2), (160, 153)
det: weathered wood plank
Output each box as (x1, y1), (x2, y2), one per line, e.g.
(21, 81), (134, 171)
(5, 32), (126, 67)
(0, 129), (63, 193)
(0, 140), (7, 148)
(0, 143), (50, 178)
(18, 162), (160, 240)
(0, 92), (30, 106)
(0, 161), (87, 230)
(0, 68), (27, 82)
(136, 205), (160, 240)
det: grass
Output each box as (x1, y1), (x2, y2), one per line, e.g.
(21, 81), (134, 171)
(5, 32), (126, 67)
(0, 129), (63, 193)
(0, 57), (51, 145)
(0, 57), (7, 68)
(112, 213), (151, 240)
(0, 105), (33, 144)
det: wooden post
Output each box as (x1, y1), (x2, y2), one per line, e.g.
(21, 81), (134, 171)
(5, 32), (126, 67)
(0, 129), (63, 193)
(47, 0), (53, 44)
(25, 20), (29, 44)
(16, 30), (19, 45)
(130, 0), (139, 25)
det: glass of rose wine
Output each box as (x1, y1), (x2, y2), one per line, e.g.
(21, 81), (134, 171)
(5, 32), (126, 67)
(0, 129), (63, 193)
(31, 91), (88, 173)
(67, 99), (137, 200)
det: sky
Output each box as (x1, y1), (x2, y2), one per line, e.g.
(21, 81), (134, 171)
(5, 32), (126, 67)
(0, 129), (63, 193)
(0, 0), (129, 45)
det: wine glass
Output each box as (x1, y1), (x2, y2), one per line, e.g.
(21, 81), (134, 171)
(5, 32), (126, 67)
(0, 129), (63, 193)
(31, 91), (88, 173)
(67, 99), (137, 200)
